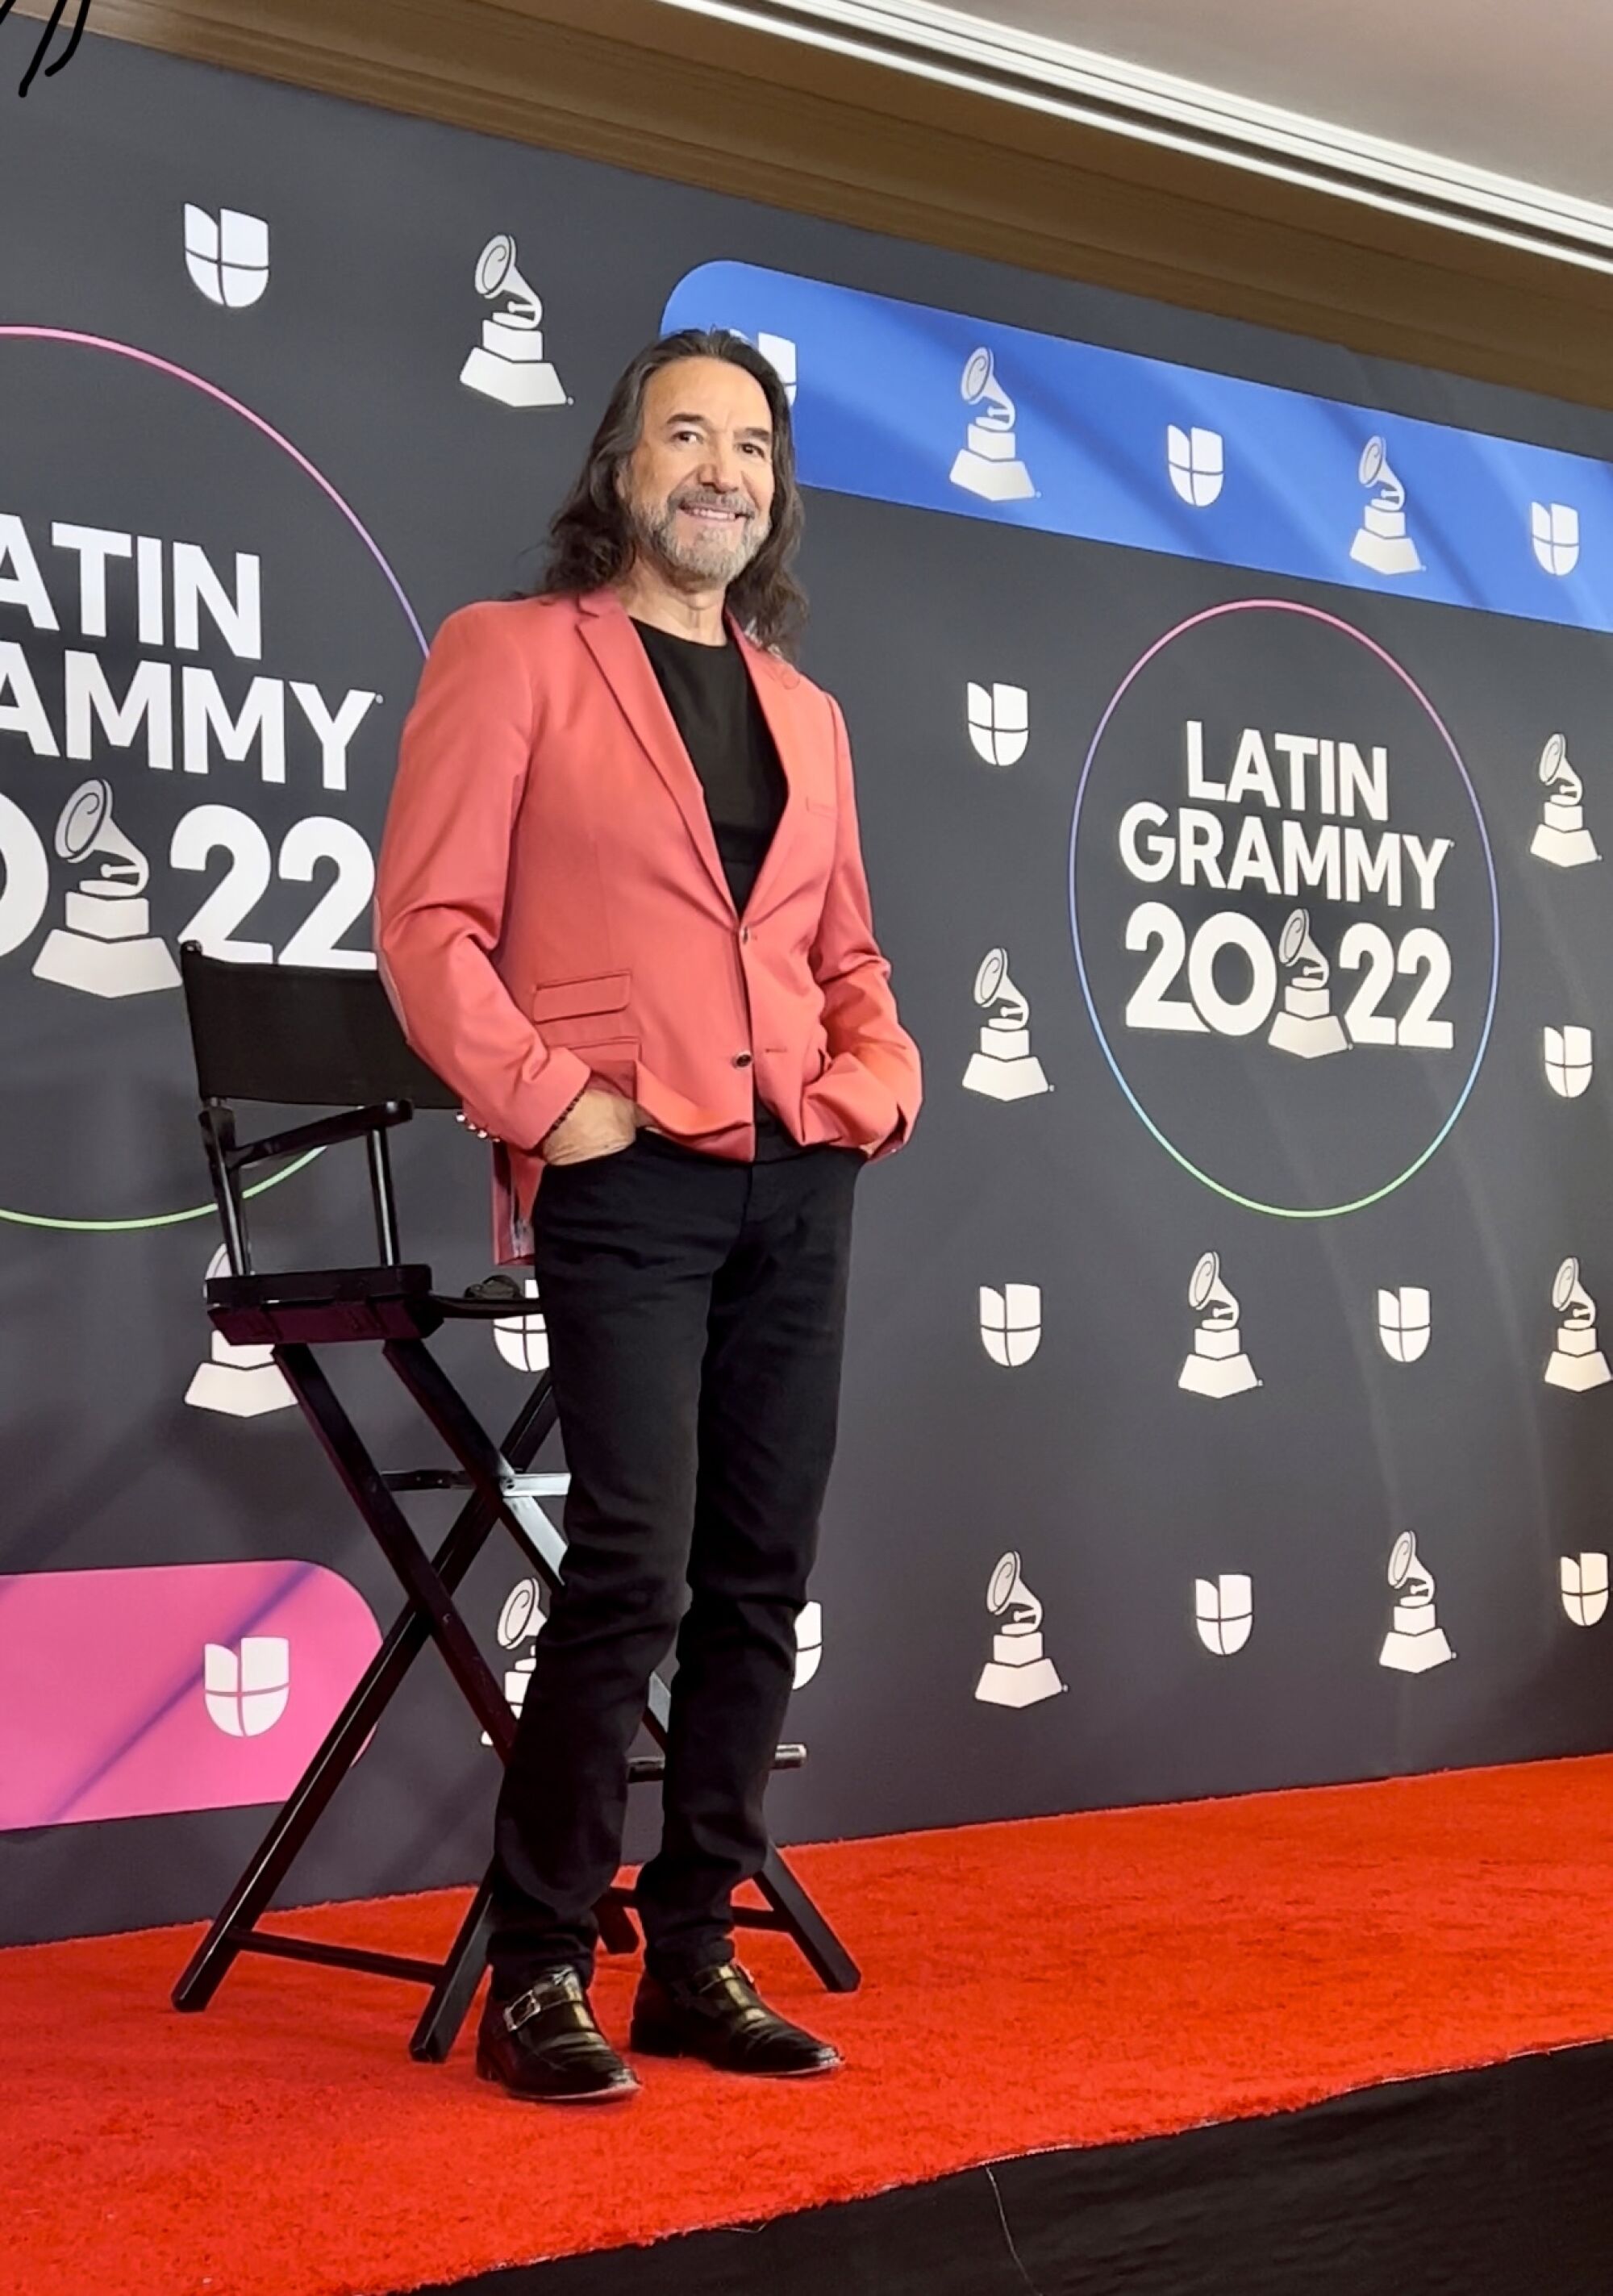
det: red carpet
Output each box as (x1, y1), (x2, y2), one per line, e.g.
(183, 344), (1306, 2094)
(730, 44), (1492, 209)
(8, 1756), (1613, 2296)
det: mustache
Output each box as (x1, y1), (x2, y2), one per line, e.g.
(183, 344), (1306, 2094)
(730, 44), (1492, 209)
(673, 489), (753, 517)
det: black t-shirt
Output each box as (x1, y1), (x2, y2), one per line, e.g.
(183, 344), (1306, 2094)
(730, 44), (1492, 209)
(631, 618), (806, 1160)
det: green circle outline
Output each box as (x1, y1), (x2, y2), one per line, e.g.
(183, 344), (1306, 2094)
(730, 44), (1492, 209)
(0, 1149), (323, 1233)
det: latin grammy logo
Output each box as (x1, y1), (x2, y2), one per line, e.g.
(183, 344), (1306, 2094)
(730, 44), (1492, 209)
(1561, 1552), (1609, 1627)
(962, 947), (1050, 1100)
(1378, 1531), (1454, 1673)
(1178, 1252), (1261, 1399)
(459, 232), (568, 410)
(1350, 435), (1423, 577)
(1530, 735), (1599, 868)
(31, 779), (181, 998)
(479, 1578), (545, 1744)
(1544, 1024), (1594, 1098)
(949, 347), (1035, 503)
(185, 1245), (294, 1419)
(1544, 1256), (1611, 1391)
(1267, 907), (1348, 1059)
(973, 1551), (1064, 1708)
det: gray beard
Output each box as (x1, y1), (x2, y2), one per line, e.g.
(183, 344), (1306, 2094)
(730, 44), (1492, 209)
(627, 491), (765, 588)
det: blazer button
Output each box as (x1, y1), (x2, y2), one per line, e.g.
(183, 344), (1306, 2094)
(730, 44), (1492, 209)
(732, 1052), (753, 1068)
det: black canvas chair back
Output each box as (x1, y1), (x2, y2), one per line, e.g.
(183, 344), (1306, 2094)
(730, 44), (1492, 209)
(182, 943), (457, 1113)
(169, 941), (857, 2061)
(181, 940), (459, 1295)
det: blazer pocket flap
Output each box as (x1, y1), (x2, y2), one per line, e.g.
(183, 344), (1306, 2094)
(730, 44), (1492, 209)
(527, 971), (631, 1024)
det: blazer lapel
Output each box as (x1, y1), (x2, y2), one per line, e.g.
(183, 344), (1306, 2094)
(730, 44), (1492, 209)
(577, 590), (734, 914)
(731, 621), (806, 920)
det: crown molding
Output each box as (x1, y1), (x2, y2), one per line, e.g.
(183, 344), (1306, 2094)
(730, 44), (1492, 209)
(17, 0), (1613, 413)
(663, 0), (1613, 273)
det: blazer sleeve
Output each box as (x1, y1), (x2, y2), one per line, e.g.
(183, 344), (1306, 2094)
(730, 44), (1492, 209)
(807, 693), (923, 1159)
(373, 603), (592, 1152)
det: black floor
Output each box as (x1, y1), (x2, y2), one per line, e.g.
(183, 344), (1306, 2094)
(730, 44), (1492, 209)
(405, 2040), (1613, 2296)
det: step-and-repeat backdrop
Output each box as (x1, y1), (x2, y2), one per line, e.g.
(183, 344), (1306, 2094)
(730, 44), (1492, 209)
(6, 35), (1613, 1945)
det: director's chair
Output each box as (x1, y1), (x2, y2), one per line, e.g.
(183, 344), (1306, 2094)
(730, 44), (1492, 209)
(170, 941), (858, 2061)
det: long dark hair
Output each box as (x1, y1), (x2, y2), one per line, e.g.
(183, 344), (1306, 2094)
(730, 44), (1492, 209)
(535, 328), (807, 656)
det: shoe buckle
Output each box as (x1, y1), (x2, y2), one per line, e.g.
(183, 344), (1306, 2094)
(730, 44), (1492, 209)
(503, 1968), (583, 2032)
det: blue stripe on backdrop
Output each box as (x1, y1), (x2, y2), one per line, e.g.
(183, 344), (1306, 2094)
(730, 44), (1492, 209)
(661, 260), (1613, 634)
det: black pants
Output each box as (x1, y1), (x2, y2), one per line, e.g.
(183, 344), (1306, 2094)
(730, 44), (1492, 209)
(487, 1128), (861, 1995)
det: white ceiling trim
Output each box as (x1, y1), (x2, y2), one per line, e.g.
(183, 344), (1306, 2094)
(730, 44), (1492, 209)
(657, 0), (1613, 274)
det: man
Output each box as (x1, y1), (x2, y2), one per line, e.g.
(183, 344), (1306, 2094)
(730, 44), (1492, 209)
(376, 327), (922, 2105)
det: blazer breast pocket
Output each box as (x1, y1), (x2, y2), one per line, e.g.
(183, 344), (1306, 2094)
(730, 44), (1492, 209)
(525, 970), (636, 1047)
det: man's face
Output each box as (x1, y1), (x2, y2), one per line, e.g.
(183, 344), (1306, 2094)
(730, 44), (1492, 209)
(617, 356), (776, 588)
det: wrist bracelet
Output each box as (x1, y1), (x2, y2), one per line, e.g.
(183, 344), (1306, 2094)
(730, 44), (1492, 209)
(540, 1083), (590, 1149)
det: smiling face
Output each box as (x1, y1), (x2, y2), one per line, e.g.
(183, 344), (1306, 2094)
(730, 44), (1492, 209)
(616, 356), (776, 592)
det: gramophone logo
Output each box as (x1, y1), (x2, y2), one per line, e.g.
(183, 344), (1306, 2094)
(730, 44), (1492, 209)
(1532, 502), (1581, 578)
(980, 1283), (1041, 1368)
(1194, 1573), (1252, 1656)
(479, 1578), (545, 1744)
(1544, 1256), (1611, 1392)
(794, 1599), (823, 1689)
(459, 233), (568, 409)
(1561, 1553), (1609, 1627)
(973, 1552), (1064, 1708)
(1530, 735), (1598, 868)
(1377, 1285), (1431, 1364)
(1267, 908), (1348, 1059)
(962, 948), (1050, 1100)
(203, 1634), (290, 1736)
(1350, 436), (1423, 576)
(1166, 424), (1224, 508)
(965, 681), (1029, 768)
(492, 1277), (550, 1374)
(185, 1244), (294, 1418)
(1177, 1252), (1260, 1399)
(31, 779), (180, 997)
(1379, 1531), (1454, 1673)
(1544, 1025), (1594, 1098)
(949, 347), (1035, 503)
(183, 205), (270, 309)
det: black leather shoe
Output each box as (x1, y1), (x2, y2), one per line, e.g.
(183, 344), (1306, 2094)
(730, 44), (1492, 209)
(476, 1968), (639, 2104)
(630, 1961), (840, 2077)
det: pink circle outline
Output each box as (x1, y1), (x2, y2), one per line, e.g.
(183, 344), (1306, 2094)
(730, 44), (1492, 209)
(0, 327), (427, 655)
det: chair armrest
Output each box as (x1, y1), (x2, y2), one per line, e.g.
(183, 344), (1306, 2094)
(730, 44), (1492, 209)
(225, 1099), (415, 1171)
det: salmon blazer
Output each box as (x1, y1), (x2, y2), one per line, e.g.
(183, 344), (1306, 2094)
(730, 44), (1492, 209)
(374, 589), (923, 1261)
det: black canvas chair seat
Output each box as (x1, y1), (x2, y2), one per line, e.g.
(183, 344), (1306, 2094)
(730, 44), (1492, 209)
(170, 941), (857, 2061)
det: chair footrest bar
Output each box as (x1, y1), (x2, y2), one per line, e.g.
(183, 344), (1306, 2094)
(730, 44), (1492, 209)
(626, 1743), (805, 1784)
(381, 1469), (473, 1492)
(232, 1931), (447, 1987)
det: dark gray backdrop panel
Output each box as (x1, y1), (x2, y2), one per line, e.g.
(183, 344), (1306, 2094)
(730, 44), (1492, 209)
(2, 35), (1611, 1944)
